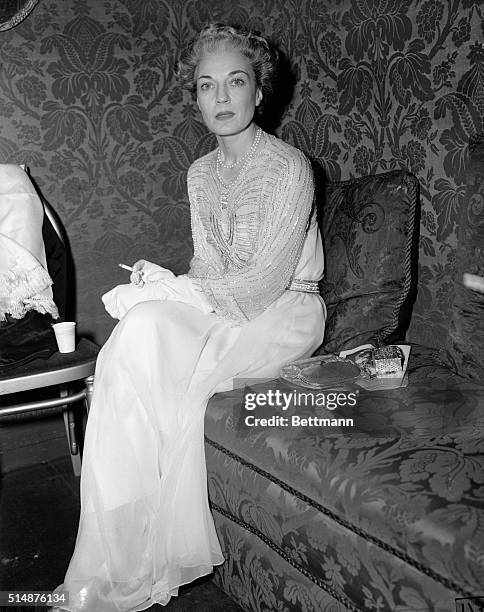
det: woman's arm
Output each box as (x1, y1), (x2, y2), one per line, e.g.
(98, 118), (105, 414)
(188, 148), (315, 321)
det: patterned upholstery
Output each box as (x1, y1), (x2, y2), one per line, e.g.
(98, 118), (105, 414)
(203, 163), (483, 612)
(204, 346), (484, 611)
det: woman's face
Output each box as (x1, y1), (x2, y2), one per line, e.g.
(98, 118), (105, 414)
(195, 47), (262, 137)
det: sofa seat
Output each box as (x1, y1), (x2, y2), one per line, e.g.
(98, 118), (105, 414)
(204, 345), (484, 611)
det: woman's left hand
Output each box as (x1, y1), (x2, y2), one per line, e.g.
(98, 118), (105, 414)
(130, 259), (175, 287)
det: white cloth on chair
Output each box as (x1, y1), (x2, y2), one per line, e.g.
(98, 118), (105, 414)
(0, 164), (58, 321)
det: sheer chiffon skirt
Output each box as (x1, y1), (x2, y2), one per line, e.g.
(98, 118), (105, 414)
(54, 292), (325, 611)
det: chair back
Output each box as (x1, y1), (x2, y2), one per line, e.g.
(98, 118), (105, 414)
(43, 199), (65, 246)
(41, 198), (68, 319)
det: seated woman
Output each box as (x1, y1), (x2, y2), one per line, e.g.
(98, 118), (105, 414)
(53, 23), (326, 612)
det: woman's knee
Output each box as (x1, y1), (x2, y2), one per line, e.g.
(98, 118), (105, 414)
(117, 301), (166, 337)
(119, 300), (196, 334)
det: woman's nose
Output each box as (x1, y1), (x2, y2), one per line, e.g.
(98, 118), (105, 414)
(216, 84), (229, 103)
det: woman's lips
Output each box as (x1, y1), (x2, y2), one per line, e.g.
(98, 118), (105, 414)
(215, 111), (235, 120)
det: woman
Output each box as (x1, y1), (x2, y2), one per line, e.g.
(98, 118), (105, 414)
(53, 23), (325, 611)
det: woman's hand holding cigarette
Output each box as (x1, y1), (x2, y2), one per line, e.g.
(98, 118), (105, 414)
(104, 261), (211, 319)
(126, 260), (175, 287)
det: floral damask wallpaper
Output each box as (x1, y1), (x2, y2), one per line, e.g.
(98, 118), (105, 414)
(0, 0), (482, 345)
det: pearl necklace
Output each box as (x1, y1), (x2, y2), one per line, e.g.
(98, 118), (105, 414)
(216, 127), (262, 209)
(217, 127), (262, 169)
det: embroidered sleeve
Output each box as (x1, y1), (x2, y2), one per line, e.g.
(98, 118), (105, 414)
(187, 213), (207, 278)
(187, 176), (220, 279)
(188, 149), (314, 321)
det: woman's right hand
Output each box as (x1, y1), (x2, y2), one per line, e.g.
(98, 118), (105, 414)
(130, 259), (175, 287)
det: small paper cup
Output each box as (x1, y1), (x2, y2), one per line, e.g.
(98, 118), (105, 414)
(52, 321), (76, 353)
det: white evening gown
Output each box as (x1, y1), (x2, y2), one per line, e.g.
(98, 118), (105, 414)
(54, 134), (326, 612)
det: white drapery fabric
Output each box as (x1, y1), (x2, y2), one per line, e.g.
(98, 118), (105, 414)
(0, 164), (58, 321)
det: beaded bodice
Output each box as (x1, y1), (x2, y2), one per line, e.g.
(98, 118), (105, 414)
(187, 130), (319, 321)
(191, 158), (264, 272)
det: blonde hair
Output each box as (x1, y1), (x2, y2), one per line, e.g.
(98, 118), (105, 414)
(177, 23), (279, 105)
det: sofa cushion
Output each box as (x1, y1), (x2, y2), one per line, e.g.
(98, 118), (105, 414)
(205, 346), (483, 611)
(440, 135), (484, 383)
(316, 170), (420, 354)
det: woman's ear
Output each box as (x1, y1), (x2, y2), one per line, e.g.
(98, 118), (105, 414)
(256, 88), (263, 107)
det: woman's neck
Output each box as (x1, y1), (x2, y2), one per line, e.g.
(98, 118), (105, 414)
(216, 124), (259, 165)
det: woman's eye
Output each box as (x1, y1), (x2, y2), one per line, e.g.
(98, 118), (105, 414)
(231, 78), (245, 86)
(199, 82), (212, 91)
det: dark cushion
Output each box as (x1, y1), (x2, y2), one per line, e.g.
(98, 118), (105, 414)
(440, 135), (484, 383)
(316, 170), (420, 354)
(0, 311), (57, 372)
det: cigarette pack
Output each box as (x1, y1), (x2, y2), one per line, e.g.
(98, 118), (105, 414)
(372, 346), (404, 376)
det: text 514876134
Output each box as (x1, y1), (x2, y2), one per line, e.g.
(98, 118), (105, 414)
(0, 591), (68, 606)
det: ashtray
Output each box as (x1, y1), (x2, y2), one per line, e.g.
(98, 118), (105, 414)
(280, 354), (363, 389)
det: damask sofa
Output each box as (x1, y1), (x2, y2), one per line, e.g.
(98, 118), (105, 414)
(203, 140), (484, 611)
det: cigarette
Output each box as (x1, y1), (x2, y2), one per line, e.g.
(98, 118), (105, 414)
(118, 263), (133, 271)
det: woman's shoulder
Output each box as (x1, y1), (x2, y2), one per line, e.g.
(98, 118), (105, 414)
(260, 131), (311, 172)
(188, 149), (216, 179)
